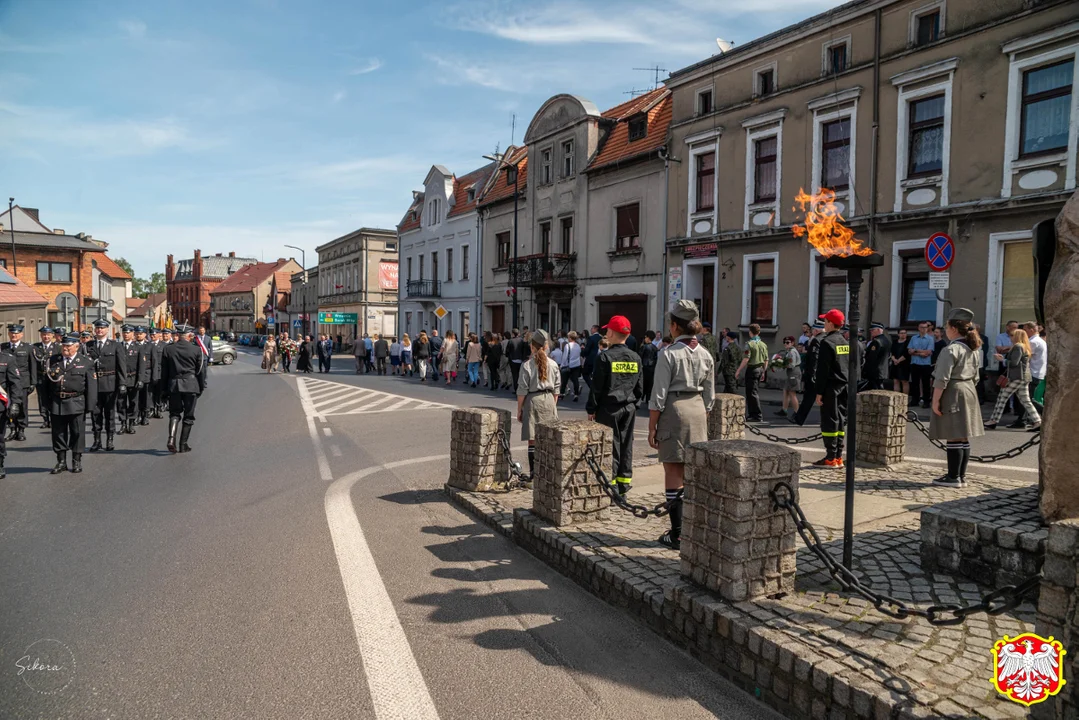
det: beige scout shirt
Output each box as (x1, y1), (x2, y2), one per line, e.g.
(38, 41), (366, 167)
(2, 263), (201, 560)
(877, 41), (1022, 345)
(648, 337), (715, 412)
(517, 356), (562, 397)
(932, 340), (980, 389)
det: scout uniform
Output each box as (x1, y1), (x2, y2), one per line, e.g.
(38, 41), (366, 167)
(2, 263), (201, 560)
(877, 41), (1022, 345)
(134, 327), (154, 425)
(813, 309), (850, 467)
(88, 318), (127, 451)
(586, 315), (643, 495)
(929, 308), (985, 487)
(118, 325), (143, 434)
(2, 324), (37, 441)
(161, 325), (205, 453)
(0, 347), (22, 478)
(516, 329), (560, 476)
(45, 335), (98, 474)
(742, 332), (769, 421)
(32, 327), (60, 429)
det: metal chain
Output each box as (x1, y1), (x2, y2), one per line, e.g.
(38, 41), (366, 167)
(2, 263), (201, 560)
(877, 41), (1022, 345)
(904, 410), (1041, 463)
(734, 415), (824, 445)
(770, 481), (1041, 625)
(494, 428), (531, 490)
(582, 445), (681, 519)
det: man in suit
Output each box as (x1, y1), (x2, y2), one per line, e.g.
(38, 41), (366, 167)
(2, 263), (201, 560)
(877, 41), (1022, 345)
(2, 323), (36, 441)
(427, 330), (442, 380)
(373, 333), (389, 375)
(118, 325), (143, 435)
(315, 334), (328, 373)
(196, 326), (212, 386)
(87, 319), (127, 451)
(582, 325), (602, 388)
(505, 328), (526, 392)
(32, 326), (60, 429)
(162, 325), (206, 453)
(322, 335), (334, 372)
(46, 334), (98, 474)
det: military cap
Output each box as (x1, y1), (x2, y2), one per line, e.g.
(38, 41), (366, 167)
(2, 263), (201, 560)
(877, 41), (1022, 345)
(812, 320), (825, 329)
(870, 322), (885, 330)
(80, 330), (92, 338)
(60, 334), (80, 346)
(92, 319), (110, 329)
(669, 299), (700, 324)
(702, 321), (712, 330)
(947, 307), (975, 323)
(530, 328), (549, 346)
(120, 324), (134, 332)
(725, 331), (738, 340)
(135, 326), (146, 333)
(39, 326), (54, 334)
(7, 324), (24, 332)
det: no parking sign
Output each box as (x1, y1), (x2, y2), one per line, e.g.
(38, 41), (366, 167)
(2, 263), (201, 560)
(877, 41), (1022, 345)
(924, 232), (955, 272)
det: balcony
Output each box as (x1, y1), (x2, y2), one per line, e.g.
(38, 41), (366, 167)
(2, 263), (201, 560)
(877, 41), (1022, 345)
(406, 279), (441, 298)
(508, 253), (576, 287)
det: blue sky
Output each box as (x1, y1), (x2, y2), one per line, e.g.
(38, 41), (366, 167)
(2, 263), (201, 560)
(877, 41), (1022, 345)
(1, 0), (844, 280)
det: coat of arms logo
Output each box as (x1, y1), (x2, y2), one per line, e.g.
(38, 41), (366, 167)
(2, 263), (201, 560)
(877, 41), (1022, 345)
(992, 633), (1066, 706)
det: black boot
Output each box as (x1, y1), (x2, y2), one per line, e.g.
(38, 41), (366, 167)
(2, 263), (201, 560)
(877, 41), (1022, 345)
(167, 418), (179, 453)
(139, 415), (150, 426)
(50, 452), (68, 474)
(179, 423), (193, 453)
(659, 493), (682, 549)
(106, 433), (115, 451)
(127, 419), (136, 435)
(89, 433), (102, 452)
(71, 454), (82, 474)
(15, 429), (25, 442)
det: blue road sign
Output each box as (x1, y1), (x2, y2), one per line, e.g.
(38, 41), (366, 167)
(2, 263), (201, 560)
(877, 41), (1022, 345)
(924, 232), (955, 272)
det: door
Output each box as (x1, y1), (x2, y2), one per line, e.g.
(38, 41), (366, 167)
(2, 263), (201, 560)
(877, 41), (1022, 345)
(701, 269), (715, 327)
(597, 295), (648, 337)
(490, 305), (505, 335)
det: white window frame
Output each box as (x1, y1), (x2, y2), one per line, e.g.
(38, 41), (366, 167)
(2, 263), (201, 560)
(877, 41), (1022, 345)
(1001, 26), (1079, 197)
(687, 143), (719, 225)
(822, 35), (852, 76)
(889, 239), (944, 328)
(460, 243), (470, 281)
(541, 147), (553, 185)
(696, 85), (714, 116)
(445, 247), (453, 282)
(558, 215), (574, 255)
(562, 139), (575, 178)
(752, 61), (778, 98)
(613, 200), (643, 250)
(810, 90), (859, 210)
(742, 109), (786, 230)
(984, 229), (1034, 337)
(892, 59), (956, 211)
(806, 250), (851, 322)
(908, 0), (946, 46)
(741, 251), (780, 327)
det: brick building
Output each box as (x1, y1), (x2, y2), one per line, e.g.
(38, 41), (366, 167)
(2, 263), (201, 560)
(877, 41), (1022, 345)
(165, 250), (256, 329)
(208, 258), (302, 335)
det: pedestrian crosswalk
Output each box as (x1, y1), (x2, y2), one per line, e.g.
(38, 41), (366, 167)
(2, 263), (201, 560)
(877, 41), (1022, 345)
(296, 377), (455, 418)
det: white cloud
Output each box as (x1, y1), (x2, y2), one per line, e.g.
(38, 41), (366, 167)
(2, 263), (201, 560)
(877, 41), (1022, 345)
(119, 19), (148, 39)
(425, 53), (517, 91)
(348, 58), (382, 75)
(332, 90), (347, 104)
(297, 156), (429, 192)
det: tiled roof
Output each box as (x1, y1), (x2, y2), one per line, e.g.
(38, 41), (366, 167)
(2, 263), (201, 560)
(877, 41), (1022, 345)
(447, 162), (497, 219)
(272, 271), (292, 292)
(587, 91), (672, 174)
(477, 146), (528, 207)
(210, 260), (293, 295)
(91, 252), (132, 280)
(111, 310), (123, 323)
(173, 255), (257, 280)
(601, 87), (666, 120)
(0, 267), (48, 306)
(397, 192), (424, 233)
(4, 230), (104, 251)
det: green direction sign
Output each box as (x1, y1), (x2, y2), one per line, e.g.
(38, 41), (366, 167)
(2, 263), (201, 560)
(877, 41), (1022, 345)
(319, 312), (358, 324)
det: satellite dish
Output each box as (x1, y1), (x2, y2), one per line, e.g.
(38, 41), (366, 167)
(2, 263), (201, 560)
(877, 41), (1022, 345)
(716, 38), (734, 53)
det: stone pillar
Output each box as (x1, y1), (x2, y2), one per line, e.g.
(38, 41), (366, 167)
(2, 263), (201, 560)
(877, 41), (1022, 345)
(855, 390), (907, 467)
(707, 393), (746, 441)
(1042, 190), (1079, 521)
(681, 440), (801, 602)
(447, 407), (511, 492)
(1031, 519), (1078, 720)
(531, 420), (612, 527)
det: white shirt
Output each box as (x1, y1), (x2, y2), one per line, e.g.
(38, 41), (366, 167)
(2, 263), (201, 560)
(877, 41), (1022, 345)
(1029, 335), (1047, 380)
(551, 345), (564, 367)
(563, 340), (582, 368)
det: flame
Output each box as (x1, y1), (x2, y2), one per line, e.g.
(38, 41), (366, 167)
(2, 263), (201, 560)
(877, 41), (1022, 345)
(791, 187), (874, 257)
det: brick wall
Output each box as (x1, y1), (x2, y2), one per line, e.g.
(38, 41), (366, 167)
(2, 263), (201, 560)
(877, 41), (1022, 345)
(0, 247), (94, 330)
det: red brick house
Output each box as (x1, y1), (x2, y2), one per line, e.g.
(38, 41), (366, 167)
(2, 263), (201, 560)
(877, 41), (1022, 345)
(165, 250), (256, 329)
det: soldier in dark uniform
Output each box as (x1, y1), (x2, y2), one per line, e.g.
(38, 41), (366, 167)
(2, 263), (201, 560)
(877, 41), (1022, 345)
(813, 309), (850, 468)
(162, 325), (205, 453)
(32, 326), (60, 429)
(862, 322), (892, 391)
(134, 326), (154, 425)
(794, 321), (824, 426)
(78, 330), (92, 355)
(87, 318), (127, 452)
(0, 345), (22, 478)
(149, 328), (166, 418)
(118, 325), (143, 434)
(44, 335), (98, 474)
(586, 315), (644, 496)
(2, 324), (36, 441)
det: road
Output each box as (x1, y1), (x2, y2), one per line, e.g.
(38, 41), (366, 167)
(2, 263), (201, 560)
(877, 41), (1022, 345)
(0, 349), (784, 720)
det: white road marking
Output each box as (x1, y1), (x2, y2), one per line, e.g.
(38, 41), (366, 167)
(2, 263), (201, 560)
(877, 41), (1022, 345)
(331, 444), (343, 457)
(298, 377), (454, 416)
(325, 455), (448, 720)
(323, 427), (333, 437)
(295, 378), (332, 480)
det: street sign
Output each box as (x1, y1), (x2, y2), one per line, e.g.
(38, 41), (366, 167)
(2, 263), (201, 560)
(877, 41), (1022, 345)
(267, 317), (275, 326)
(318, 312), (358, 324)
(924, 232), (955, 272)
(292, 319), (302, 328)
(433, 305), (448, 320)
(928, 272), (950, 290)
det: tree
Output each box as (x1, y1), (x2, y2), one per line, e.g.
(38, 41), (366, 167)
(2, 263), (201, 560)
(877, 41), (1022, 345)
(113, 257), (165, 297)
(115, 257), (135, 277)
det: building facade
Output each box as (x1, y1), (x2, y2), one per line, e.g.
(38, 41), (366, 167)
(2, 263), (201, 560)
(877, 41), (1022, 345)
(285, 268), (318, 339)
(478, 145), (531, 334)
(0, 266), (49, 334)
(398, 162), (495, 340)
(316, 228), (398, 343)
(663, 0), (1077, 343)
(166, 251), (256, 329)
(209, 259), (302, 335)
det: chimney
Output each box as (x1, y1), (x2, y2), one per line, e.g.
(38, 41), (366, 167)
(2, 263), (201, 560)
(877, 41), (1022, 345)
(53, 229), (64, 234)
(228, 251), (235, 257)
(215, 253), (222, 257)
(23, 208), (39, 222)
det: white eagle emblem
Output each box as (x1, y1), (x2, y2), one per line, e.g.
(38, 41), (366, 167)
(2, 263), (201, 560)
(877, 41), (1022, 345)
(992, 633), (1067, 706)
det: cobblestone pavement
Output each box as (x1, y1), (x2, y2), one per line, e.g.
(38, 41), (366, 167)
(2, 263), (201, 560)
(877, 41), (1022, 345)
(447, 462), (1039, 719)
(797, 462), (1030, 504)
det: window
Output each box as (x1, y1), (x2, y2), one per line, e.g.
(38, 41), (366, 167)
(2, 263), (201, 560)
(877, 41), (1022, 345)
(908, 94), (945, 176)
(406, 257), (413, 282)
(753, 136), (778, 202)
(695, 151), (715, 211)
(428, 199), (441, 226)
(562, 139), (575, 177)
(697, 88), (713, 116)
(615, 204), (640, 250)
(419, 254), (425, 280)
(750, 259), (775, 324)
(821, 118), (852, 189)
(461, 245), (469, 280)
(496, 231), (511, 266)
(817, 260), (847, 316)
(446, 248), (453, 281)
(386, 242), (397, 251)
(431, 252), (438, 284)
(915, 10), (940, 45)
(900, 251), (936, 326)
(540, 222), (551, 255)
(0, 259), (7, 268)
(541, 148), (552, 184)
(466, 188), (475, 203)
(506, 166), (517, 185)
(36, 261), (71, 283)
(461, 311), (470, 341)
(758, 69), (775, 97)
(560, 217), (573, 254)
(828, 44), (848, 74)
(628, 116), (646, 141)
(1020, 59), (1074, 157)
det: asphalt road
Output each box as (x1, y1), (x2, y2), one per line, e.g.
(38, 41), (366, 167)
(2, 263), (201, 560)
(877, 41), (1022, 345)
(0, 350), (785, 720)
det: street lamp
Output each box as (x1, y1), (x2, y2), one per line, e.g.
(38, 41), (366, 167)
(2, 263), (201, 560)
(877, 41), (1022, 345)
(284, 245), (306, 339)
(483, 151), (522, 330)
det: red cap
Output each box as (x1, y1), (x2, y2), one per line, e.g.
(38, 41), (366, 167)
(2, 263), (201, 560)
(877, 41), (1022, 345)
(819, 309), (845, 326)
(602, 315), (632, 334)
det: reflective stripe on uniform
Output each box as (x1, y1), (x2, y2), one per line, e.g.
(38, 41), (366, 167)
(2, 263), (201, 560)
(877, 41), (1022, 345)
(821, 431), (846, 437)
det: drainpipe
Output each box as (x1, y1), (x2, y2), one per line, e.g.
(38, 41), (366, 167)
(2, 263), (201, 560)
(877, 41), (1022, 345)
(867, 8), (882, 325)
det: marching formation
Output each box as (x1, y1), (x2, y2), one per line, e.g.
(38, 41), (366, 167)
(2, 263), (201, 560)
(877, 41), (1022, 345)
(0, 321), (208, 476)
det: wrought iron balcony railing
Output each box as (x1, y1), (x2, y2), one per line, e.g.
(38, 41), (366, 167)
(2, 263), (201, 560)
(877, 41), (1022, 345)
(406, 279), (441, 298)
(508, 253), (576, 287)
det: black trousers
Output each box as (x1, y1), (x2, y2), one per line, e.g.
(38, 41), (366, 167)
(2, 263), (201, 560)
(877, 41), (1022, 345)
(865, 376), (886, 391)
(92, 390), (118, 434)
(819, 386), (848, 458)
(9, 386), (29, 430)
(510, 362), (522, 391)
(794, 379), (816, 426)
(643, 366), (656, 404)
(152, 380), (164, 408)
(560, 366), (581, 397)
(138, 384), (152, 418)
(910, 365), (933, 404)
(0, 407), (8, 457)
(51, 412), (85, 454)
(596, 405), (636, 481)
(36, 384), (48, 422)
(169, 392), (198, 426)
(745, 365), (765, 419)
(119, 386), (138, 425)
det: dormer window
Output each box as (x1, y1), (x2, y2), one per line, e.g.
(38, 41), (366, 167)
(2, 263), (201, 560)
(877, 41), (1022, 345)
(506, 166), (517, 185)
(427, 199), (441, 226)
(467, 187), (476, 203)
(628, 115), (647, 142)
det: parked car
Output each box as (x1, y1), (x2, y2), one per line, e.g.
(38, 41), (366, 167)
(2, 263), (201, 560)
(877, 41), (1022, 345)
(240, 335), (250, 346)
(212, 342), (236, 365)
(258, 336), (267, 348)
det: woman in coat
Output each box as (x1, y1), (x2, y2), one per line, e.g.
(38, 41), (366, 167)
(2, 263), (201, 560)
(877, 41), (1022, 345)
(984, 328), (1041, 431)
(262, 335), (277, 374)
(296, 335), (314, 373)
(516, 329), (560, 477)
(440, 331), (459, 385)
(929, 308), (986, 487)
(648, 299), (715, 549)
(414, 332), (431, 381)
